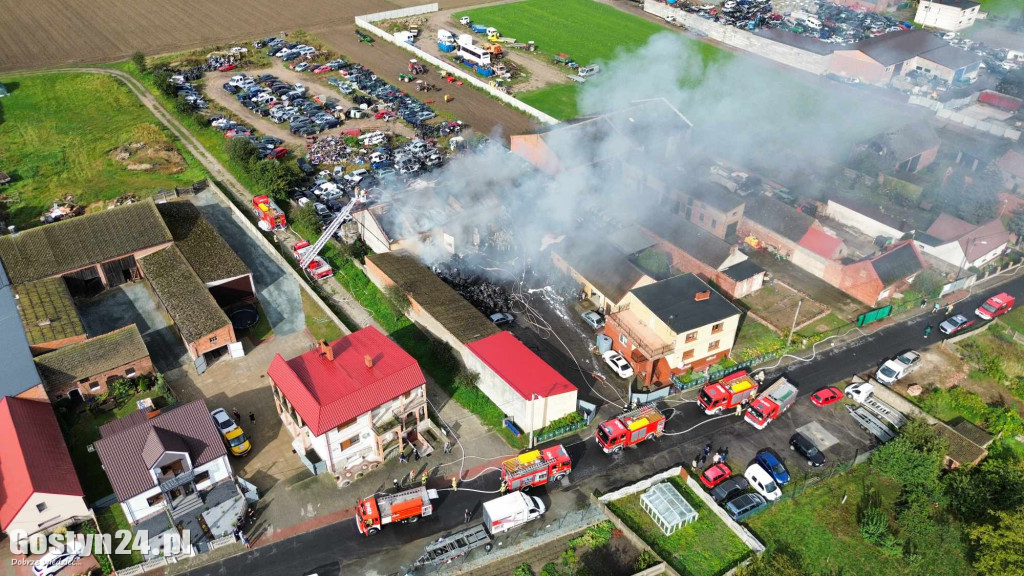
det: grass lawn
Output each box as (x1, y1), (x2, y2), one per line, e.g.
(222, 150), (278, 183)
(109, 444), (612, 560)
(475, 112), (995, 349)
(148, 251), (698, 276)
(0, 73), (207, 229)
(733, 317), (785, 361)
(95, 505), (144, 568)
(519, 84), (581, 122)
(795, 312), (848, 339)
(607, 476), (750, 576)
(746, 467), (911, 575)
(301, 288), (344, 343)
(999, 306), (1024, 334)
(977, 0), (1023, 19)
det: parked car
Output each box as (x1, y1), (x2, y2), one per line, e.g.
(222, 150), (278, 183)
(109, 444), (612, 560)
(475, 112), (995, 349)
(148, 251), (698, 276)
(266, 146), (288, 160)
(211, 408), (250, 456)
(755, 450), (790, 485)
(602, 350), (634, 379)
(489, 312), (514, 326)
(581, 311), (605, 330)
(939, 314), (976, 335)
(699, 463), (732, 489)
(710, 476), (750, 504)
(724, 493), (767, 521)
(790, 432), (826, 467)
(218, 63), (236, 72)
(875, 350), (921, 385)
(810, 386), (844, 407)
(975, 293), (1014, 320)
(744, 463), (782, 501)
(32, 541), (84, 576)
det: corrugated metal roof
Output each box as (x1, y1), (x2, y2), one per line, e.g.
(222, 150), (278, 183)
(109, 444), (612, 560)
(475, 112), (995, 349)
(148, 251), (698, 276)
(0, 397), (84, 531)
(94, 399), (227, 501)
(467, 331), (577, 400)
(0, 262), (42, 397)
(267, 327), (426, 437)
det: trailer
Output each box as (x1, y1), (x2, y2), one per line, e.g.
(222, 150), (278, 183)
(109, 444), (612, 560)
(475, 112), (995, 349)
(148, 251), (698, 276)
(596, 404), (666, 453)
(744, 377), (797, 430)
(470, 24), (488, 33)
(501, 445), (572, 491)
(698, 371), (758, 415)
(552, 53), (575, 66)
(356, 487), (437, 535)
(414, 524), (491, 566)
(847, 405), (895, 443)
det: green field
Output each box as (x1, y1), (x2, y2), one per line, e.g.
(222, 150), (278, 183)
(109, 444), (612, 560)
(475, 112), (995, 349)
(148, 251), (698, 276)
(457, 0), (731, 120)
(607, 477), (750, 576)
(0, 73), (207, 229)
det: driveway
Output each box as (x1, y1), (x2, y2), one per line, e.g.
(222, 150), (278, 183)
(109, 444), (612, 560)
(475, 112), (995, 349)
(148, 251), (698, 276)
(190, 190), (304, 336)
(77, 282), (188, 372)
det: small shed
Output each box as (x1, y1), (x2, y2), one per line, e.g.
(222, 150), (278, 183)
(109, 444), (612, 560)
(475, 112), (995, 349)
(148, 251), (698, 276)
(641, 482), (697, 536)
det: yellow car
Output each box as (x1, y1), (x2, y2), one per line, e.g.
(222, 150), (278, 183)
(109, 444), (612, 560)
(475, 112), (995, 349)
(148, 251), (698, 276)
(211, 408), (251, 456)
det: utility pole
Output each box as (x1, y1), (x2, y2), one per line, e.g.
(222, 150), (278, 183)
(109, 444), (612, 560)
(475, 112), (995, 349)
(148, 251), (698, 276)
(786, 299), (803, 347)
(529, 392), (538, 449)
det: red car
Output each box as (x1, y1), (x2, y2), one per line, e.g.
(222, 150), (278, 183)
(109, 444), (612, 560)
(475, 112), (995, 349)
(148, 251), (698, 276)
(225, 129), (250, 139)
(811, 387), (844, 407)
(699, 463), (731, 489)
(313, 65), (332, 74)
(218, 63), (236, 72)
(266, 147), (287, 160)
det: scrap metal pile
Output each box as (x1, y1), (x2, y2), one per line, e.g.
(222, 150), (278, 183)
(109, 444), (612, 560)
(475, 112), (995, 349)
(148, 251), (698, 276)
(308, 136), (353, 166)
(433, 258), (515, 315)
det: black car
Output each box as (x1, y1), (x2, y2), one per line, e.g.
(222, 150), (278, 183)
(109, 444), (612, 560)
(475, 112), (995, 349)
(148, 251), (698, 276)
(790, 432), (826, 467)
(296, 157), (314, 174)
(261, 136), (284, 147)
(710, 476), (750, 504)
(222, 83), (239, 94)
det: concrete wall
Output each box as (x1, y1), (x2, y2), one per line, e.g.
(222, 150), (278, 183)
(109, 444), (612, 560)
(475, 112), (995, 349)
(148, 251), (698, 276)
(825, 200), (905, 240)
(644, 0), (830, 75)
(355, 6), (559, 126)
(5, 493), (90, 541)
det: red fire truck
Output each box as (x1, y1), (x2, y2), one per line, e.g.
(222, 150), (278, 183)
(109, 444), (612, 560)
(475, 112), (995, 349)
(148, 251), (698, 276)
(501, 445), (572, 491)
(596, 404), (666, 454)
(744, 376), (798, 430)
(252, 195), (287, 230)
(356, 486), (436, 535)
(698, 371), (759, 415)
(292, 240), (333, 280)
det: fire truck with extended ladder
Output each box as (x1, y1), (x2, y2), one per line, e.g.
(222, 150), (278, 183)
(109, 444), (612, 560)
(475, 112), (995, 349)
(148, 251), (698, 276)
(251, 195), (287, 230)
(596, 404), (666, 453)
(698, 370), (759, 415)
(292, 241), (333, 280)
(500, 445), (572, 491)
(356, 486), (438, 535)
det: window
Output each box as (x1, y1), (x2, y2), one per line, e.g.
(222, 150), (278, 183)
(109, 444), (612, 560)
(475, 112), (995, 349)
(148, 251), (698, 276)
(89, 381), (102, 392)
(711, 219), (718, 229)
(335, 417), (357, 433)
(685, 331), (698, 343)
(712, 322), (724, 334)
(682, 350), (694, 361)
(36, 503), (47, 513)
(209, 336), (218, 344)
(125, 367), (137, 378)
(619, 334), (628, 346)
(709, 340), (720, 351)
(339, 435), (360, 451)
(146, 494), (164, 506)
(698, 213), (705, 223)
(194, 471), (211, 485)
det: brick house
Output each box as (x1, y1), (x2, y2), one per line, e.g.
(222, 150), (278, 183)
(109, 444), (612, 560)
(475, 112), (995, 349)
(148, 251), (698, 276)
(0, 397), (89, 545)
(914, 213), (1008, 269)
(549, 236), (655, 314)
(830, 241), (927, 305)
(740, 195), (846, 280)
(268, 327), (429, 481)
(865, 122), (942, 175)
(642, 214), (765, 299)
(604, 274), (742, 389)
(34, 325), (153, 401)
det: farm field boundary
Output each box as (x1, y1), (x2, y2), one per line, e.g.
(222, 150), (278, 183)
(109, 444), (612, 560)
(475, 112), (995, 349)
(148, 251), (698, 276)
(355, 5), (560, 125)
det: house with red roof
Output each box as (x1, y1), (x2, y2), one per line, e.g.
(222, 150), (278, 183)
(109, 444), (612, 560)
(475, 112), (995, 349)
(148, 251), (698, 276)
(465, 331), (578, 434)
(913, 213), (1008, 271)
(267, 327), (428, 480)
(831, 241), (927, 305)
(0, 397), (89, 544)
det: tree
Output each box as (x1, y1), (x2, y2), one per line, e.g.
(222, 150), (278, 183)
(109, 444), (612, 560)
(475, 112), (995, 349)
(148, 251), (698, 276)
(513, 563), (535, 576)
(131, 51), (147, 73)
(292, 203), (320, 237)
(227, 137), (260, 169)
(912, 269), (944, 299)
(1008, 213), (1024, 237)
(870, 419), (946, 497)
(636, 248), (671, 279)
(151, 69), (177, 98)
(250, 159), (299, 202)
(385, 284), (410, 321)
(968, 506), (1024, 576)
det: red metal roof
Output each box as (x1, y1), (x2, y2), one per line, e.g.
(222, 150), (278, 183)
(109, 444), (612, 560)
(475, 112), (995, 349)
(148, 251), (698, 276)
(798, 227), (844, 259)
(466, 332), (577, 399)
(0, 397), (84, 531)
(267, 327), (426, 436)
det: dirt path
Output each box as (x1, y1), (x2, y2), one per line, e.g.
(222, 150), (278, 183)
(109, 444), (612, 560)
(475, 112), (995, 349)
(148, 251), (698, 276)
(204, 63), (414, 149)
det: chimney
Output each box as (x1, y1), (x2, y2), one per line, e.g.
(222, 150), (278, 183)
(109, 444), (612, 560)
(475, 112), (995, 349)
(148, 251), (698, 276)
(694, 290), (711, 302)
(319, 340), (334, 361)
(364, 354), (374, 369)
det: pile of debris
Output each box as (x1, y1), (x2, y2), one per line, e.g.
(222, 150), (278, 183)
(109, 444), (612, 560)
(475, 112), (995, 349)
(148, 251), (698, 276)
(433, 258), (514, 315)
(308, 136), (354, 166)
(40, 196), (84, 224)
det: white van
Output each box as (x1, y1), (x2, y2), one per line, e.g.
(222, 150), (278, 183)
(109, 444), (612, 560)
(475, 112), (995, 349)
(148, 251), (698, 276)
(482, 492), (546, 535)
(438, 29), (455, 44)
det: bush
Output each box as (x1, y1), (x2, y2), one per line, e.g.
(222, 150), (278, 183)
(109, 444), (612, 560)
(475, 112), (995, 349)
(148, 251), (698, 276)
(454, 368), (480, 390)
(131, 51), (147, 73)
(633, 549), (660, 572)
(568, 521), (613, 549)
(513, 563), (536, 576)
(343, 238), (371, 263)
(108, 378), (137, 402)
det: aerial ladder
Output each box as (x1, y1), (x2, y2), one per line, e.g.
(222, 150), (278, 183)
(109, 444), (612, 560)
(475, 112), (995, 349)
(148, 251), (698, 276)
(298, 193), (363, 270)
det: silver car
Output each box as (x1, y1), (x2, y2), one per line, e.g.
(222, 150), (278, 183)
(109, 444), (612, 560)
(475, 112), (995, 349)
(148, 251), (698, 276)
(581, 311), (605, 330)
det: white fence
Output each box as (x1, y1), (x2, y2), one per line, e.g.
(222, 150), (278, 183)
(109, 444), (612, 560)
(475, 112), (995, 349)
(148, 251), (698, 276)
(598, 466), (685, 502)
(354, 6), (560, 126)
(909, 94), (1022, 141)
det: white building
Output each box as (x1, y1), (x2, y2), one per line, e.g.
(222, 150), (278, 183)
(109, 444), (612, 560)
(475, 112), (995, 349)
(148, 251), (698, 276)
(914, 213), (1008, 270)
(914, 0), (981, 32)
(268, 327), (430, 484)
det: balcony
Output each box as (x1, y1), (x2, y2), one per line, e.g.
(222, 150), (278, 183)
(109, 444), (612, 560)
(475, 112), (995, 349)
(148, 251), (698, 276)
(158, 469), (195, 492)
(372, 396), (426, 436)
(609, 309), (675, 360)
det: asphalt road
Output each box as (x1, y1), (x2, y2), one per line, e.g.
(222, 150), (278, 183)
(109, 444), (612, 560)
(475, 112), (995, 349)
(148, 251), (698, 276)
(186, 273), (1023, 576)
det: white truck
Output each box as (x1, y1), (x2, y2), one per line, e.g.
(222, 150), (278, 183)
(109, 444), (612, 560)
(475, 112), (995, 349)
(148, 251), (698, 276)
(482, 492), (546, 535)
